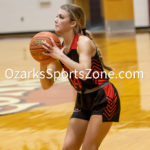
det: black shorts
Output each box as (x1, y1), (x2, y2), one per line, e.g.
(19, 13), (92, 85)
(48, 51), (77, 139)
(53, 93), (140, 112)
(71, 82), (120, 122)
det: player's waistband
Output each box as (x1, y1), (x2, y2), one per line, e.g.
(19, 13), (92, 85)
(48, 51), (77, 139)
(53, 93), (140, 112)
(77, 81), (110, 94)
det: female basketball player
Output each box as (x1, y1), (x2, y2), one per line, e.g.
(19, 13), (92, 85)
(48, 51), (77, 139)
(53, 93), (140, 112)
(40, 4), (120, 150)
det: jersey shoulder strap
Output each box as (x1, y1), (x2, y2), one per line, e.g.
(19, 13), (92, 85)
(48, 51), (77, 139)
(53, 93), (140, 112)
(69, 34), (81, 50)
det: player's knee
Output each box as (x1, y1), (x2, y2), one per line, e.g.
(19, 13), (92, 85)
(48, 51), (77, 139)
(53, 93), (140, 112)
(62, 143), (70, 150)
(82, 143), (99, 150)
(62, 145), (69, 150)
(62, 142), (78, 150)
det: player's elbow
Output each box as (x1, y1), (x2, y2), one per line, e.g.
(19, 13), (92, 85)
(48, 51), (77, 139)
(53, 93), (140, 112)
(40, 79), (54, 90)
(41, 84), (51, 90)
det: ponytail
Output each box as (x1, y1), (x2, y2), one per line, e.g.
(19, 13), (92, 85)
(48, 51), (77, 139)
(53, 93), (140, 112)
(81, 28), (92, 40)
(81, 28), (113, 71)
(96, 47), (113, 71)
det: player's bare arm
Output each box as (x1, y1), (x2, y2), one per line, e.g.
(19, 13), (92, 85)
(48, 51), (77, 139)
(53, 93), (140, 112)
(58, 36), (95, 80)
(40, 60), (62, 89)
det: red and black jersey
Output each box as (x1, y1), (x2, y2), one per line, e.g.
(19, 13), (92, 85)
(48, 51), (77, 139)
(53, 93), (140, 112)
(60, 34), (109, 91)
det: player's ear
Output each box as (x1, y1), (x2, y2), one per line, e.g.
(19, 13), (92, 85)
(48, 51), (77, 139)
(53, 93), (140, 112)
(70, 21), (77, 28)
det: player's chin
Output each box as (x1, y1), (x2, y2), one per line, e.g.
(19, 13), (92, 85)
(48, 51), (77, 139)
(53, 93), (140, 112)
(55, 29), (62, 36)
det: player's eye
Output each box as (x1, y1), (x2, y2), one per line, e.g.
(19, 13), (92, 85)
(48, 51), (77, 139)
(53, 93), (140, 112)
(59, 14), (64, 19)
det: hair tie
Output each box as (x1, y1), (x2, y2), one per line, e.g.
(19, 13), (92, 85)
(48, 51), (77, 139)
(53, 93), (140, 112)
(82, 28), (86, 35)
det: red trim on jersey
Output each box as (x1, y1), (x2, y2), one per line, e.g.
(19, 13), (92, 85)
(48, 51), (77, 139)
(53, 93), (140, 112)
(103, 84), (118, 120)
(68, 34), (81, 53)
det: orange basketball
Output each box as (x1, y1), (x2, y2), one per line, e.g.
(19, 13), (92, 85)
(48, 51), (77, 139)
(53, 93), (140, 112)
(29, 32), (62, 64)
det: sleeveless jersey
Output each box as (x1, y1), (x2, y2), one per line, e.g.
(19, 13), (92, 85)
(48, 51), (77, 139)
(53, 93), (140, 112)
(60, 34), (109, 91)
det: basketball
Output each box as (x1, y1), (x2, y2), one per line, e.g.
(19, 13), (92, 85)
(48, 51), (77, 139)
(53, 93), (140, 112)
(29, 32), (62, 64)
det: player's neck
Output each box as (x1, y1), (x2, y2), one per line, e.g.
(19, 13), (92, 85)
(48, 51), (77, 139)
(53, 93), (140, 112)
(62, 30), (75, 49)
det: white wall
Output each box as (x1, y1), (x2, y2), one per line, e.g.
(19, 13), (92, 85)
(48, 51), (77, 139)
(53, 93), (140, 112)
(0, 0), (71, 34)
(133, 0), (149, 27)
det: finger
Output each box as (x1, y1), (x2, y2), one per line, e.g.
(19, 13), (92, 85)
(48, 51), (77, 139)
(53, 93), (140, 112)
(42, 42), (53, 49)
(42, 52), (51, 56)
(42, 40), (50, 47)
(42, 45), (49, 50)
(49, 37), (56, 47)
(44, 42), (50, 47)
(61, 46), (66, 52)
(61, 46), (68, 52)
(42, 45), (53, 53)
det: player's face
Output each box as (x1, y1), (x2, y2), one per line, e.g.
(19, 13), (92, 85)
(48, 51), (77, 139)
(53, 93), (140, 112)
(55, 9), (74, 35)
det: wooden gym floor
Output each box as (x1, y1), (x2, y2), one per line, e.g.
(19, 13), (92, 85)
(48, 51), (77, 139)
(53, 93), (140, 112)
(0, 31), (150, 150)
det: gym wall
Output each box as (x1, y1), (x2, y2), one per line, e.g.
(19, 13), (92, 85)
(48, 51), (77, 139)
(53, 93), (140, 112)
(133, 0), (150, 28)
(0, 0), (72, 34)
(0, 0), (150, 34)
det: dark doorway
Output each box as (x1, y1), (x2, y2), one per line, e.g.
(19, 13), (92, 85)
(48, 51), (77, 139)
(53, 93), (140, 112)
(88, 0), (104, 32)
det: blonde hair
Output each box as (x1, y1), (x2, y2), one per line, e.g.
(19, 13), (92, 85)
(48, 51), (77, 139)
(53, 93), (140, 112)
(60, 4), (85, 33)
(61, 4), (112, 71)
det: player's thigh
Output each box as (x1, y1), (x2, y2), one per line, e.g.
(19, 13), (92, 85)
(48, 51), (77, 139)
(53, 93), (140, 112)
(63, 118), (88, 150)
(82, 115), (112, 150)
